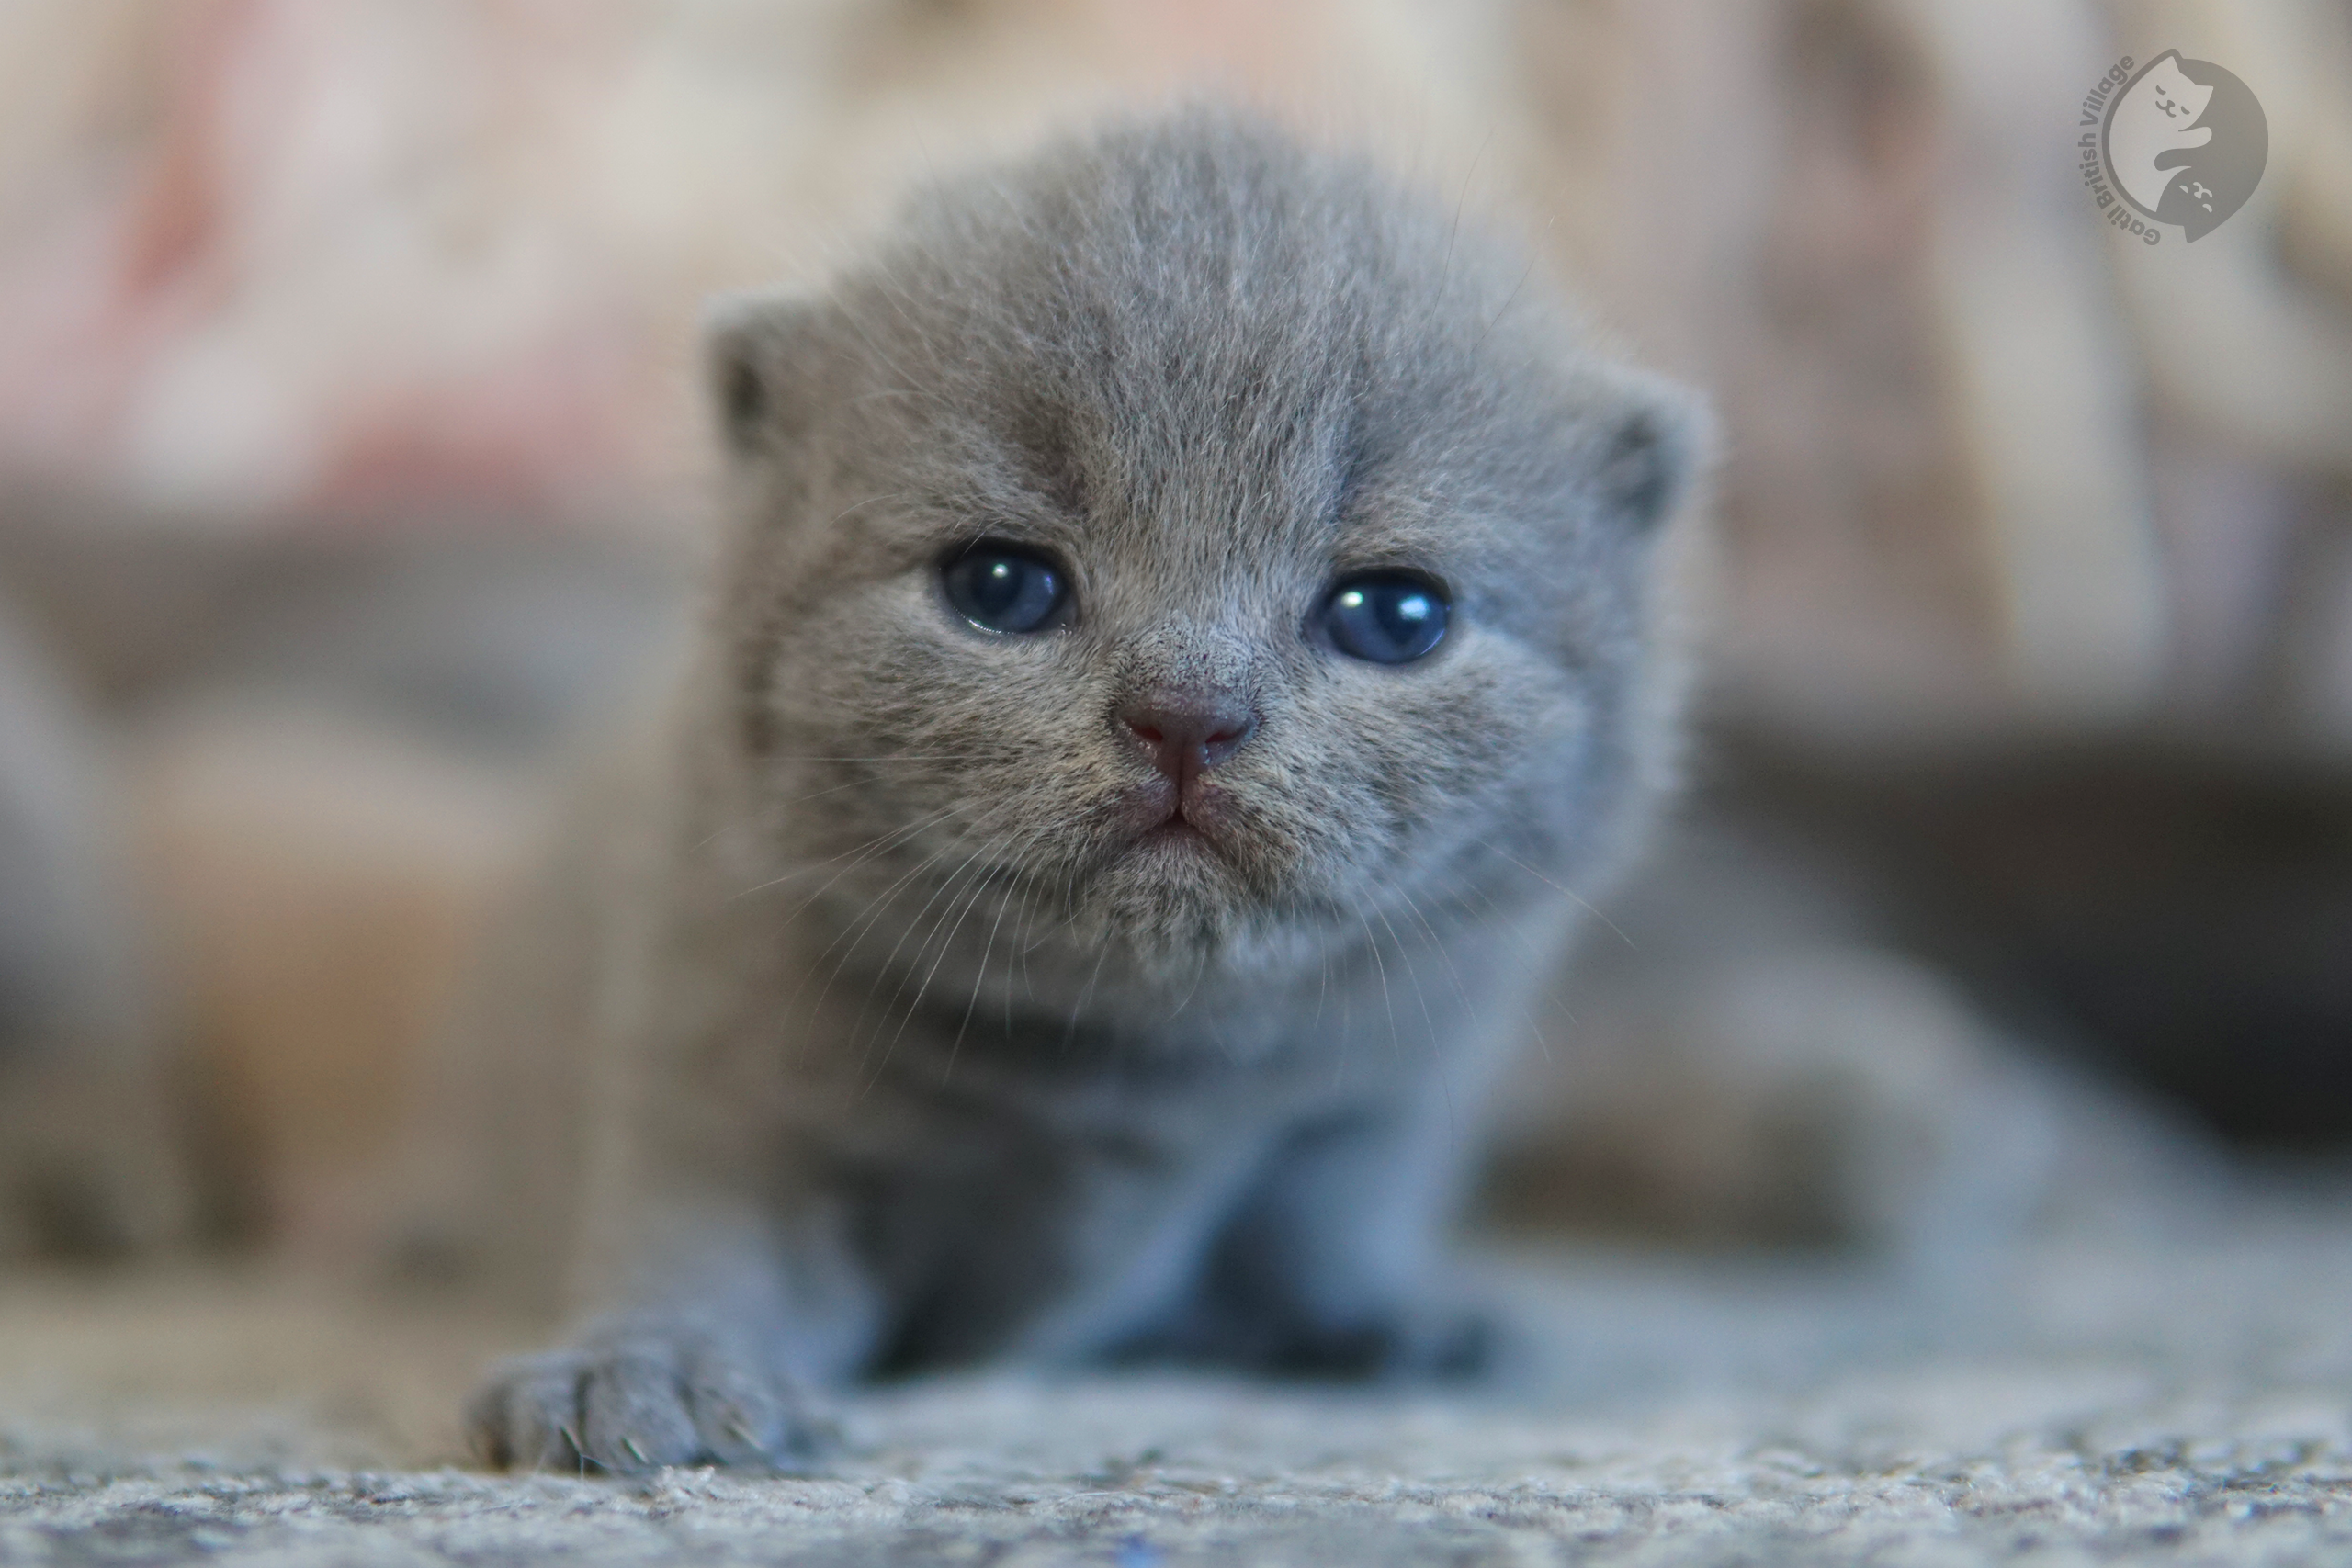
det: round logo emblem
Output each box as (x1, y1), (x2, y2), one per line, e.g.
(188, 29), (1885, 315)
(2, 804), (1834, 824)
(2098, 51), (2268, 242)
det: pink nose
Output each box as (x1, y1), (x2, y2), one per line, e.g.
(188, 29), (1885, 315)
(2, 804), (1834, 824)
(1118, 688), (1260, 786)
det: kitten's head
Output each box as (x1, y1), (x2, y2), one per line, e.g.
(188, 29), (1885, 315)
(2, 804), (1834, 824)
(707, 108), (1705, 993)
(2137, 56), (2215, 129)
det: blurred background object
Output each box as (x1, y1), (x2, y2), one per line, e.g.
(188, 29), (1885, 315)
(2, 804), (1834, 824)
(0, 567), (194, 1260)
(0, 0), (2346, 1265)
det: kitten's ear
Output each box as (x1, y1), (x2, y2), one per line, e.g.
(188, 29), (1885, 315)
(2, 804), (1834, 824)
(1589, 372), (1713, 535)
(702, 290), (825, 456)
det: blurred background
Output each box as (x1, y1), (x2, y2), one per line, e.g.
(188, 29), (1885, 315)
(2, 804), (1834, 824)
(1, 0), (2347, 1272)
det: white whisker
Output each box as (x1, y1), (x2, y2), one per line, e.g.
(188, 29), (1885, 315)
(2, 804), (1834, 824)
(1471, 838), (1635, 951)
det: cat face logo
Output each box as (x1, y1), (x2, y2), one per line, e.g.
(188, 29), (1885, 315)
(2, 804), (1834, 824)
(2099, 51), (2267, 241)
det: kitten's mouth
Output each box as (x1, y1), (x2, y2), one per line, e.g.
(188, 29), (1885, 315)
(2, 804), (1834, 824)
(1121, 781), (1228, 856)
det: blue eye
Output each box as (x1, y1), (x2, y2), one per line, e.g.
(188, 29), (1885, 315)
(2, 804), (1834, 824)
(1321, 572), (1449, 664)
(942, 543), (1070, 634)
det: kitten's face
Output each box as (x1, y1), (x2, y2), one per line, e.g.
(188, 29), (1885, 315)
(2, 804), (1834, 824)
(712, 119), (1698, 993)
(2139, 57), (2213, 127)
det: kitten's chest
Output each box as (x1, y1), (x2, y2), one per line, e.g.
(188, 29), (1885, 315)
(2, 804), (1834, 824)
(818, 1054), (1323, 1368)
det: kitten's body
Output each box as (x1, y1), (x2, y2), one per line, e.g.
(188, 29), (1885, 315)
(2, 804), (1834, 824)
(461, 108), (1703, 1472)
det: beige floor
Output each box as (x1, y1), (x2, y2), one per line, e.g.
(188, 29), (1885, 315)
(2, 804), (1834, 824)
(3, 1213), (2350, 1566)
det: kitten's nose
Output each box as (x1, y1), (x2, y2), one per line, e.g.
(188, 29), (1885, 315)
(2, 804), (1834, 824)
(1118, 687), (1260, 785)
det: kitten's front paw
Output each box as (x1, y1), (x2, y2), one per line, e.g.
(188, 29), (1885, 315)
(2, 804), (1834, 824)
(467, 1317), (836, 1473)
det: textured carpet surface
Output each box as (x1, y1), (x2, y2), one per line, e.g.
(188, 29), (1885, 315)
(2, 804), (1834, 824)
(4, 1205), (2350, 1566)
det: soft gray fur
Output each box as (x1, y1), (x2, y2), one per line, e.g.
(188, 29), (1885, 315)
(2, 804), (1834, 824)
(462, 107), (1706, 1472)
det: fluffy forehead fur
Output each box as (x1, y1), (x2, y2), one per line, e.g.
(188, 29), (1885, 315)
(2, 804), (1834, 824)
(704, 107), (1701, 995)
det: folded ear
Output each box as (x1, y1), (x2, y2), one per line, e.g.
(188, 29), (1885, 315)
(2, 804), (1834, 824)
(1589, 371), (1713, 535)
(701, 290), (826, 457)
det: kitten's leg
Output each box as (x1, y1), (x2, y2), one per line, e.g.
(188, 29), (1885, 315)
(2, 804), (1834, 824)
(1174, 1093), (1498, 1379)
(465, 1196), (878, 1472)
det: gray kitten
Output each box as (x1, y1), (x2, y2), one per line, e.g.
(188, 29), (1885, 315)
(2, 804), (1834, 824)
(461, 106), (1705, 1472)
